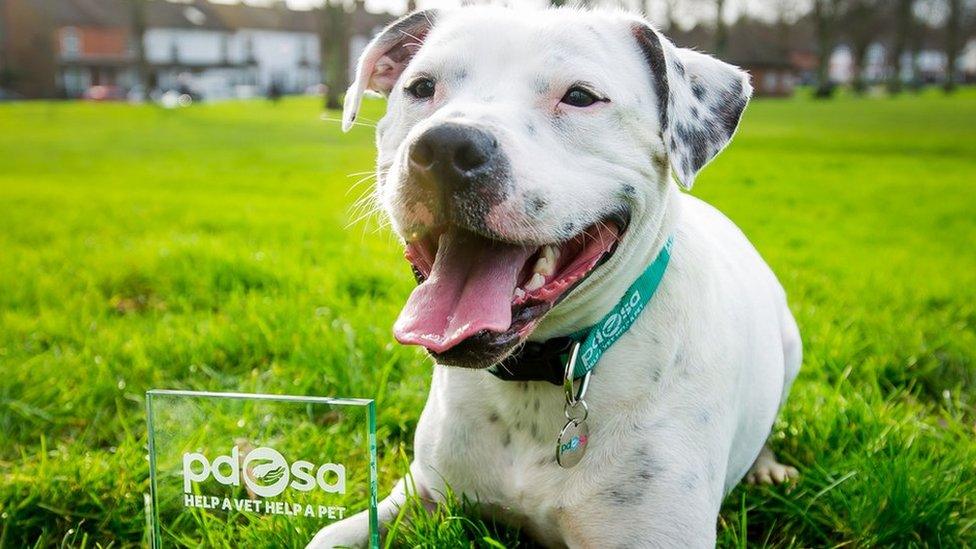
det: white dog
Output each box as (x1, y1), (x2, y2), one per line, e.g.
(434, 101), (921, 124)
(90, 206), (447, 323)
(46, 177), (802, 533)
(310, 6), (800, 548)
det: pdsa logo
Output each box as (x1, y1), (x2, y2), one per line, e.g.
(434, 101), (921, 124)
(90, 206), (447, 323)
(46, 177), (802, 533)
(183, 445), (346, 497)
(559, 434), (587, 455)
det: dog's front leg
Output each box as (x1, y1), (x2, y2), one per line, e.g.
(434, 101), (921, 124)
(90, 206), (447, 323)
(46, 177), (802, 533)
(557, 491), (719, 549)
(306, 463), (433, 549)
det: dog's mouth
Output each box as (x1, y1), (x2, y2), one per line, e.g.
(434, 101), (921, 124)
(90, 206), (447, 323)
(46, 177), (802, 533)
(394, 214), (628, 367)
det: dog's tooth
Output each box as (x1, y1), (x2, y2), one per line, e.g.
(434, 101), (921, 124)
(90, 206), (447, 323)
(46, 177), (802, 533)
(533, 245), (558, 276)
(544, 244), (559, 263)
(525, 272), (545, 292)
(514, 287), (526, 300)
(533, 256), (551, 275)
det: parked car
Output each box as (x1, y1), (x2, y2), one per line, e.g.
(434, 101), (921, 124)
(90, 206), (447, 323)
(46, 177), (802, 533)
(0, 88), (24, 101)
(82, 85), (126, 101)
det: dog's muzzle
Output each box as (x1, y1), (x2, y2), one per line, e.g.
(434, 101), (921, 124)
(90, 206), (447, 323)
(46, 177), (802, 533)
(407, 122), (510, 230)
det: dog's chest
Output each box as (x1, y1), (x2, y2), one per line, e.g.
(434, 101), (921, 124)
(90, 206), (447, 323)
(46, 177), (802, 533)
(419, 375), (622, 542)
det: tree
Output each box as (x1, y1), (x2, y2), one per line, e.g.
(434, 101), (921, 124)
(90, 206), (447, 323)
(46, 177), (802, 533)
(715, 0), (728, 55)
(944, 0), (961, 92)
(130, 0), (150, 101)
(320, 0), (348, 111)
(771, 0), (807, 59)
(842, 0), (884, 94)
(888, 0), (914, 93)
(813, 0), (841, 97)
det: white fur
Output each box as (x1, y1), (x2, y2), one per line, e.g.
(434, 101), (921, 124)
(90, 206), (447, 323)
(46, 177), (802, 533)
(311, 6), (798, 548)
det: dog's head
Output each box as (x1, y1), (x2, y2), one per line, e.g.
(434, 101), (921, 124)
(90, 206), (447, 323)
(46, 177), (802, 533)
(344, 6), (751, 369)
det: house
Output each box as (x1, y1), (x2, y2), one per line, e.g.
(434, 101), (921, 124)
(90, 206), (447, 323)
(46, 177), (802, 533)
(669, 19), (798, 98)
(0, 0), (394, 100)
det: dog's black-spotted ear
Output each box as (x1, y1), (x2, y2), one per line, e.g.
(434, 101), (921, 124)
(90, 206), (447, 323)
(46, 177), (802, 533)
(342, 9), (439, 132)
(631, 23), (752, 189)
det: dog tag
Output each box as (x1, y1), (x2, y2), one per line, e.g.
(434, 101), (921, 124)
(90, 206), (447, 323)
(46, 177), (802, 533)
(556, 418), (589, 468)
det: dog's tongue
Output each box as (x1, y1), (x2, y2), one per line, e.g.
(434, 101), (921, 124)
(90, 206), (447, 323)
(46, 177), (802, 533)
(395, 229), (535, 353)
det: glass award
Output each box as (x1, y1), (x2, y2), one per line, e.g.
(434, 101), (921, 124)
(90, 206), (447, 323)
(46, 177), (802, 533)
(146, 390), (379, 548)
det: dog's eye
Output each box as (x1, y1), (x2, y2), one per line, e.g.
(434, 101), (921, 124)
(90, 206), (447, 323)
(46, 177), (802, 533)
(406, 77), (436, 100)
(561, 86), (602, 107)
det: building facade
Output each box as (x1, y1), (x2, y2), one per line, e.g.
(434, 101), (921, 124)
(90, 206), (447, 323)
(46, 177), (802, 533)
(0, 0), (393, 100)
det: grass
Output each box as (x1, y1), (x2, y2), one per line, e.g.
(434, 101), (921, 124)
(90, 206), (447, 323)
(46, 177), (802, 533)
(0, 89), (974, 547)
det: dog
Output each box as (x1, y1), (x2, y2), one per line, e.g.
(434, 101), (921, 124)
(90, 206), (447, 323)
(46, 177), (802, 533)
(309, 6), (801, 548)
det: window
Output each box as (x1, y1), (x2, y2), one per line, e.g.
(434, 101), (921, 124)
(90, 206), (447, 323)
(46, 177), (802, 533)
(61, 27), (81, 58)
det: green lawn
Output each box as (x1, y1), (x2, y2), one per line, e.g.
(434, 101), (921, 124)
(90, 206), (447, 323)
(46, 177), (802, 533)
(0, 90), (974, 548)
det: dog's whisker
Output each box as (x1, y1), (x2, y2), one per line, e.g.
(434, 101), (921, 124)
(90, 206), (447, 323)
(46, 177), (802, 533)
(320, 115), (377, 129)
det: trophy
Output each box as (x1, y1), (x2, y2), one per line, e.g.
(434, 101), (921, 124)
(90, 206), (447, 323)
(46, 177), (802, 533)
(146, 390), (379, 548)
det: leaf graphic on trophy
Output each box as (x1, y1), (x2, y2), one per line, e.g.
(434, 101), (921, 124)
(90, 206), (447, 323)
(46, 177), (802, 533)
(254, 463), (285, 486)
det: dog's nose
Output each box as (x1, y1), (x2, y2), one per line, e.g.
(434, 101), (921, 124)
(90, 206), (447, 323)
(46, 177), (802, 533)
(409, 123), (499, 182)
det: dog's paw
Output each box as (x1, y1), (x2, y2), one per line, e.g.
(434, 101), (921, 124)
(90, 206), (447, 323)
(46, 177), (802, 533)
(306, 518), (369, 549)
(745, 445), (799, 485)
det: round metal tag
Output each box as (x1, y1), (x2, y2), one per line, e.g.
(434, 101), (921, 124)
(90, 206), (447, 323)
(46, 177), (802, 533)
(556, 418), (589, 468)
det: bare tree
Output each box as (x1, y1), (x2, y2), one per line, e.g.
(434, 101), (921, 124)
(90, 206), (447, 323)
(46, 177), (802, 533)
(771, 0), (806, 58)
(944, 0), (961, 91)
(130, 0), (150, 101)
(842, 0), (884, 94)
(888, 0), (914, 93)
(320, 0), (348, 111)
(813, 0), (841, 97)
(715, 0), (728, 55)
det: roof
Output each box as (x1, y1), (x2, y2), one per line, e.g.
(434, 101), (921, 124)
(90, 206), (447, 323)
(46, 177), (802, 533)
(40, 0), (395, 35)
(148, 1), (228, 31)
(667, 17), (798, 69)
(208, 3), (317, 33)
(42, 0), (130, 27)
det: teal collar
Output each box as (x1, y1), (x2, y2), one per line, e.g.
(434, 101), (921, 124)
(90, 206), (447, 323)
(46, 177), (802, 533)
(490, 236), (674, 385)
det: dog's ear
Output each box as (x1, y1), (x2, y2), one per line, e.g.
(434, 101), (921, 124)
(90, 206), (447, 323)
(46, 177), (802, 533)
(342, 9), (438, 132)
(631, 23), (752, 189)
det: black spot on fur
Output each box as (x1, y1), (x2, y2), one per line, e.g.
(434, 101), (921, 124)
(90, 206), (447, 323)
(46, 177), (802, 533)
(605, 482), (646, 506)
(526, 122), (536, 135)
(502, 431), (511, 447)
(673, 60), (686, 77)
(692, 81), (707, 100)
(635, 447), (665, 480)
(632, 25), (669, 132)
(562, 221), (575, 234)
(622, 183), (636, 196)
(452, 68), (468, 82)
(529, 195), (547, 214)
(716, 81), (748, 137)
(653, 153), (668, 173)
(675, 120), (717, 173)
(489, 411), (499, 423)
